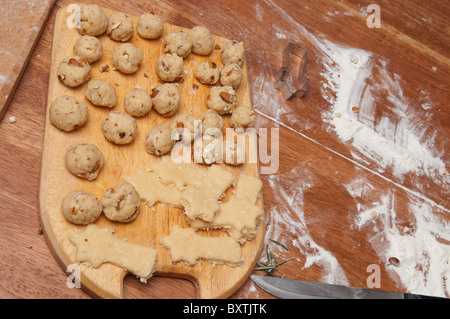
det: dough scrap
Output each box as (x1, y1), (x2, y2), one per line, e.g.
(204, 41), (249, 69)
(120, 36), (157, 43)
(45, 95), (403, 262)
(160, 225), (242, 266)
(122, 168), (182, 208)
(149, 155), (206, 188)
(188, 174), (263, 244)
(70, 224), (157, 282)
(234, 173), (263, 204)
(123, 158), (234, 222)
(180, 164), (234, 222)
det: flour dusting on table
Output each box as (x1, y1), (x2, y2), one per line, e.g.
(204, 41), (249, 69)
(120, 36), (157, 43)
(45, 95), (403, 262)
(319, 41), (447, 182)
(247, 0), (449, 298)
(259, 0), (447, 184)
(264, 166), (349, 286)
(353, 189), (450, 297)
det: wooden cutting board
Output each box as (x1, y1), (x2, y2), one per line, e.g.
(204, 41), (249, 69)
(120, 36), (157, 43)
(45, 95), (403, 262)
(39, 4), (264, 299)
(0, 0), (56, 120)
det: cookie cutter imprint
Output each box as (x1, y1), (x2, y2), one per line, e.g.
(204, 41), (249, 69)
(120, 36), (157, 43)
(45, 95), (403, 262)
(274, 43), (309, 100)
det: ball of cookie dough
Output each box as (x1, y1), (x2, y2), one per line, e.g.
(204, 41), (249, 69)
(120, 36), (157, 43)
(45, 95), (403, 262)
(151, 83), (180, 117)
(220, 63), (243, 88)
(49, 95), (88, 132)
(102, 111), (137, 145)
(76, 4), (108, 36)
(57, 55), (91, 87)
(194, 61), (220, 85)
(199, 135), (223, 165)
(188, 26), (214, 56)
(85, 79), (117, 108)
(163, 31), (192, 58)
(169, 113), (197, 143)
(206, 86), (238, 115)
(112, 43), (144, 74)
(222, 140), (245, 166)
(156, 53), (184, 82)
(124, 88), (152, 117)
(73, 36), (102, 64)
(145, 124), (176, 155)
(107, 12), (133, 42)
(137, 12), (164, 39)
(199, 109), (224, 135)
(230, 105), (255, 130)
(65, 144), (104, 181)
(101, 183), (141, 223)
(61, 190), (103, 225)
(221, 40), (245, 66)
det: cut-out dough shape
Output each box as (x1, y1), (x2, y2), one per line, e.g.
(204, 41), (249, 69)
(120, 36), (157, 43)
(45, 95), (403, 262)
(188, 174), (263, 244)
(180, 165), (234, 222)
(70, 224), (157, 282)
(124, 158), (234, 222)
(122, 168), (183, 208)
(160, 225), (243, 266)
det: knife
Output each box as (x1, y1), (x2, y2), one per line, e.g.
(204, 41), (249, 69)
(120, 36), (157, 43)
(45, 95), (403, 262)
(250, 275), (443, 299)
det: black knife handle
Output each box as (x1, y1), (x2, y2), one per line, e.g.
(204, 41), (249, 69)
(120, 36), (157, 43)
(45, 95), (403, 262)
(404, 293), (445, 299)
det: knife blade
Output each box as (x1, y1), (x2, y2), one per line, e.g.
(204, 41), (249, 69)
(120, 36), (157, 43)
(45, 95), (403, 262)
(250, 275), (442, 299)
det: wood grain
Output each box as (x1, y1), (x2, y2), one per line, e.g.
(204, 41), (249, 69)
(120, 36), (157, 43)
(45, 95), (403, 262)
(0, 0), (56, 120)
(0, 0), (448, 300)
(39, 4), (264, 299)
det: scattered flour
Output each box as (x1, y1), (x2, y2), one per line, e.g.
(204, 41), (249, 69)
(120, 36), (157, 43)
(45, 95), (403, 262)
(258, 0), (447, 184)
(247, 0), (449, 298)
(354, 190), (450, 297)
(318, 42), (447, 181)
(255, 2), (264, 22)
(264, 165), (349, 286)
(275, 32), (287, 39)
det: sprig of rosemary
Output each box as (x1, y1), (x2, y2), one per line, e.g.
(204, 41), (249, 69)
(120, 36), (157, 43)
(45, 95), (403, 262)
(254, 239), (293, 276)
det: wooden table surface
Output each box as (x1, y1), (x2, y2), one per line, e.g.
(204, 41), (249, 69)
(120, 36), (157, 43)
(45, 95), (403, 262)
(0, 0), (448, 299)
